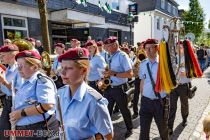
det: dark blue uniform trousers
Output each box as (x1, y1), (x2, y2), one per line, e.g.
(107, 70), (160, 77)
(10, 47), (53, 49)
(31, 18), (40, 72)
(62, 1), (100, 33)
(104, 86), (133, 130)
(168, 84), (189, 130)
(140, 96), (169, 140)
(133, 78), (141, 115)
(0, 98), (12, 140)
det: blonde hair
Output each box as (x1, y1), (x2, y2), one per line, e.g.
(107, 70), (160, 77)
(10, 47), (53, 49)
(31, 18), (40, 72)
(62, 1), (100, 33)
(74, 59), (89, 81)
(25, 57), (42, 69)
(203, 115), (210, 138)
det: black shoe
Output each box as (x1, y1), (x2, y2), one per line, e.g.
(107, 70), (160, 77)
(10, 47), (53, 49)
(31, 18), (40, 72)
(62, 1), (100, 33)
(124, 130), (133, 138)
(132, 114), (138, 119)
(168, 128), (173, 135)
(182, 119), (187, 127)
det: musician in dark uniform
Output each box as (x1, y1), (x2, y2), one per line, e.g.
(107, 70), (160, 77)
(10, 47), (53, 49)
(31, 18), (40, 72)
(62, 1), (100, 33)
(9, 50), (58, 140)
(102, 36), (133, 138)
(139, 39), (169, 140)
(0, 44), (23, 140)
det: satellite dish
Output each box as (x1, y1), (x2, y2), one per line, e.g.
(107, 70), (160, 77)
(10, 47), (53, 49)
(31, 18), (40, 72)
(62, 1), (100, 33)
(185, 33), (195, 42)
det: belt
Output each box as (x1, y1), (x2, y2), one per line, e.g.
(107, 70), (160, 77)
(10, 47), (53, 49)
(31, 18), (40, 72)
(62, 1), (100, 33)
(110, 83), (127, 89)
(5, 96), (12, 100)
(142, 96), (166, 101)
(178, 83), (188, 86)
(16, 115), (52, 129)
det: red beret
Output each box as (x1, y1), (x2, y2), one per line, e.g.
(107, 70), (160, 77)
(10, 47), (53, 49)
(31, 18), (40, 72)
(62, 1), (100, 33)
(58, 48), (89, 62)
(143, 39), (159, 48)
(104, 36), (118, 45)
(71, 39), (79, 42)
(84, 40), (96, 48)
(0, 44), (19, 52)
(25, 37), (36, 43)
(15, 50), (41, 61)
(97, 41), (103, 47)
(55, 43), (65, 48)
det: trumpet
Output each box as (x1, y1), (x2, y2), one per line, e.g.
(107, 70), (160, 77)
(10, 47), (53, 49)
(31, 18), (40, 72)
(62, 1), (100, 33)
(97, 65), (112, 91)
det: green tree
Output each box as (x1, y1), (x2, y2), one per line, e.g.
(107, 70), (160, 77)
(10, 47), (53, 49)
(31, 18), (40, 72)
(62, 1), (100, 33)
(209, 19), (210, 29)
(183, 0), (205, 39)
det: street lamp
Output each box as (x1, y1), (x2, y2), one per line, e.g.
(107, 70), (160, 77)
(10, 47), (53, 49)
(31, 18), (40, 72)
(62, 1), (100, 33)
(128, 12), (134, 45)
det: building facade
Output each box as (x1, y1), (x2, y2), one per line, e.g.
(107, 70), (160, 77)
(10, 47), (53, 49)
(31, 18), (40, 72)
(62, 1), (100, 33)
(0, 0), (133, 47)
(134, 0), (179, 45)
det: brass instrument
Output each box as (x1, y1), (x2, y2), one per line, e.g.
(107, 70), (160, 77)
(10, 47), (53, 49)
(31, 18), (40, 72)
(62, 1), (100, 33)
(13, 39), (33, 51)
(97, 65), (112, 91)
(41, 51), (52, 76)
(133, 49), (146, 77)
(56, 95), (66, 140)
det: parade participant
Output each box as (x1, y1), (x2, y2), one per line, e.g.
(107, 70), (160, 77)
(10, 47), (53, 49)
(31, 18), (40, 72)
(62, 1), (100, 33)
(97, 41), (109, 63)
(132, 41), (146, 119)
(57, 47), (113, 140)
(25, 37), (40, 54)
(203, 115), (210, 140)
(70, 38), (80, 48)
(51, 43), (65, 88)
(168, 41), (191, 135)
(9, 50), (58, 140)
(102, 36), (133, 138)
(86, 40), (106, 93)
(139, 39), (169, 140)
(3, 39), (12, 46)
(0, 44), (23, 140)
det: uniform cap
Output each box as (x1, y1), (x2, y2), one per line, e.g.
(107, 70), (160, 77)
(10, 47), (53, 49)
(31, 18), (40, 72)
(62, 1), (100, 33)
(143, 39), (159, 48)
(0, 44), (19, 52)
(55, 43), (65, 48)
(104, 36), (118, 45)
(70, 39), (79, 42)
(84, 40), (96, 48)
(96, 41), (103, 47)
(58, 48), (89, 62)
(15, 50), (42, 60)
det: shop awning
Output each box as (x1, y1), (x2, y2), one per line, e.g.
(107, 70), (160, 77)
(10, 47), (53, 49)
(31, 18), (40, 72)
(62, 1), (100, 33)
(50, 9), (105, 25)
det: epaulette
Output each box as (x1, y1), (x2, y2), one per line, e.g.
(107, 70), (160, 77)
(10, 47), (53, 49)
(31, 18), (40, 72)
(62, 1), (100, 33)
(87, 87), (103, 101)
(37, 73), (48, 84)
(141, 59), (147, 64)
(119, 50), (126, 57)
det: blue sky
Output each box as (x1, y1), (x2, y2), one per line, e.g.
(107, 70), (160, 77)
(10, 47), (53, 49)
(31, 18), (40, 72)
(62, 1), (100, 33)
(176, 0), (210, 28)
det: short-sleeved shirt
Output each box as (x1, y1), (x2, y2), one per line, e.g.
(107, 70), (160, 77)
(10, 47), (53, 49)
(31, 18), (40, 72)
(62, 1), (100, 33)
(0, 63), (23, 96)
(88, 55), (106, 81)
(56, 82), (113, 140)
(52, 56), (61, 74)
(109, 50), (132, 86)
(139, 58), (166, 99)
(177, 55), (191, 84)
(15, 71), (56, 126)
(100, 50), (109, 63)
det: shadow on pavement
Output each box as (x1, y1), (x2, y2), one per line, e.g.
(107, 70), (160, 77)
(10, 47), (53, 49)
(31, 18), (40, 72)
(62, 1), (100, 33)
(170, 123), (185, 140)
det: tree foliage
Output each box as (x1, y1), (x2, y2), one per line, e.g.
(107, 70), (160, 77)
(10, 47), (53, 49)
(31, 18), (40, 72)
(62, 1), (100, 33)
(183, 0), (205, 38)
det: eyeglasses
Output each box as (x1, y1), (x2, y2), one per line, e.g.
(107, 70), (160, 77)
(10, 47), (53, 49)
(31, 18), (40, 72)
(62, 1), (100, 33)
(4, 42), (10, 44)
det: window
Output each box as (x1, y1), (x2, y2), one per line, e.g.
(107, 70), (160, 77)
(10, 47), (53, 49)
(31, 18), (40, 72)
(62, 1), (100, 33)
(168, 3), (171, 13)
(157, 18), (160, 30)
(161, 0), (165, 9)
(1, 15), (28, 40)
(173, 6), (176, 15)
(109, 30), (118, 38)
(111, 0), (119, 10)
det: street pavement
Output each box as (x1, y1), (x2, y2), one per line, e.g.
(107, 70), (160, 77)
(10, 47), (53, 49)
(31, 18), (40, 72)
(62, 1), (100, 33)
(1, 67), (210, 140)
(112, 67), (210, 140)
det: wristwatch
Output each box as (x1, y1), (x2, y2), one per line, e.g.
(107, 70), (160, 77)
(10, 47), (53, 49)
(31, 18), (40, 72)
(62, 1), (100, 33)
(114, 73), (117, 77)
(21, 109), (27, 117)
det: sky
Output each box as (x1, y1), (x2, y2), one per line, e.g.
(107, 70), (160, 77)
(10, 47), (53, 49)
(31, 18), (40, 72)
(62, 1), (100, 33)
(176, 0), (210, 28)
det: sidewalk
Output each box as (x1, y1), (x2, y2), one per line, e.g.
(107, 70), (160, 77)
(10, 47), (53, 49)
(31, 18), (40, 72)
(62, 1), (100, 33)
(112, 67), (210, 140)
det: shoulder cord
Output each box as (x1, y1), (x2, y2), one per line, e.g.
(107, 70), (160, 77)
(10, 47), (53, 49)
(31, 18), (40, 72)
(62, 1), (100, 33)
(35, 73), (57, 131)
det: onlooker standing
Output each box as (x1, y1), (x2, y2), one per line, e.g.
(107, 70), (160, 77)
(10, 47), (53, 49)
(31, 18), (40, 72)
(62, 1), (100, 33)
(206, 46), (210, 67)
(196, 44), (207, 72)
(35, 40), (44, 54)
